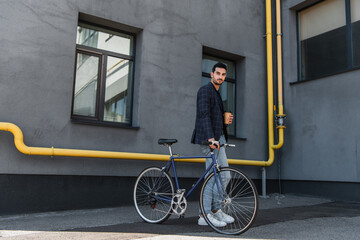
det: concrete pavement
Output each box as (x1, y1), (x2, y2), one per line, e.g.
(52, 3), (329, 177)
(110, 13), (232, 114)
(1, 194), (360, 239)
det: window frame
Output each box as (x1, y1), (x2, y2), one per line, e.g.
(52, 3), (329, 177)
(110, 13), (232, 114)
(71, 21), (137, 128)
(201, 54), (237, 136)
(296, 0), (360, 82)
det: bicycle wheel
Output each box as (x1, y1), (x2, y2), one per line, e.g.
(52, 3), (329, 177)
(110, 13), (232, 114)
(200, 167), (258, 235)
(133, 167), (174, 224)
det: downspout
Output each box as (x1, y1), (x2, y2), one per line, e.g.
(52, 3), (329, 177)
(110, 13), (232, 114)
(0, 0), (285, 183)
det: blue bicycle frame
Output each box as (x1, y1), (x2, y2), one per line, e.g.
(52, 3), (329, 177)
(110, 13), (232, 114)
(151, 150), (225, 202)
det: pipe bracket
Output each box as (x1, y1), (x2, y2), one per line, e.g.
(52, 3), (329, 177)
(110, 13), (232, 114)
(275, 114), (286, 128)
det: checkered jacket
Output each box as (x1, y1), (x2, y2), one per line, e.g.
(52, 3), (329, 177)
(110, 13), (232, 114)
(191, 82), (227, 144)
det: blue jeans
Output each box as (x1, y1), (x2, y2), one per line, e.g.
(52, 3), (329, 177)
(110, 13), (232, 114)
(199, 135), (230, 215)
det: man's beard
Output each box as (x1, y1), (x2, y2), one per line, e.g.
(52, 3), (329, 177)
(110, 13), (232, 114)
(212, 79), (223, 85)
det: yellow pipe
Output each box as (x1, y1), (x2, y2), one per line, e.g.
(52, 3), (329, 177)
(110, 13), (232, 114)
(0, 0), (284, 168)
(271, 0), (286, 150)
(1, 122), (271, 166)
(1, 122), (169, 160)
(276, 0), (284, 108)
(264, 0), (276, 166)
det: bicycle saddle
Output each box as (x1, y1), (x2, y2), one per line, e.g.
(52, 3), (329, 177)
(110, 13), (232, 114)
(158, 139), (178, 145)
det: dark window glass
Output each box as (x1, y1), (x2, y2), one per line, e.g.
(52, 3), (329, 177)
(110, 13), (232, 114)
(300, 26), (347, 79)
(353, 21), (360, 66)
(297, 0), (360, 81)
(351, 0), (360, 66)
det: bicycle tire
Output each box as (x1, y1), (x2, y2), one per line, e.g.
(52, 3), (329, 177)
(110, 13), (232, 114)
(133, 167), (174, 224)
(200, 167), (258, 235)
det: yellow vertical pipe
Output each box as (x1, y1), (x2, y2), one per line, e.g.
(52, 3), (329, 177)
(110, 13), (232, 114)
(271, 0), (286, 150)
(265, 0), (276, 165)
(276, 0), (284, 109)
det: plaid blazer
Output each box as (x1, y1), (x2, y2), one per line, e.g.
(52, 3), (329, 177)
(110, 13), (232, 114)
(191, 82), (227, 144)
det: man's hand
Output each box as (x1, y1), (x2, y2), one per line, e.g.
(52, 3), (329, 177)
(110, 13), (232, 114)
(225, 112), (234, 125)
(208, 138), (220, 150)
(228, 113), (234, 124)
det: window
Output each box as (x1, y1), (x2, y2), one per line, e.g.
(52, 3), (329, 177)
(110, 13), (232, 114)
(351, 0), (360, 66)
(202, 55), (236, 136)
(72, 22), (135, 125)
(298, 0), (360, 81)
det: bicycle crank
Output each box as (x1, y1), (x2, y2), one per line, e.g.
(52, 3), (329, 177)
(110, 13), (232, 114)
(171, 191), (187, 216)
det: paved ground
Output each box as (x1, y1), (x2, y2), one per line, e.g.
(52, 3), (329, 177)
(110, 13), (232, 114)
(1, 194), (360, 239)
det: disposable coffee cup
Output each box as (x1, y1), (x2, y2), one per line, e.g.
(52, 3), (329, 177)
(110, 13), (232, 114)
(224, 112), (232, 125)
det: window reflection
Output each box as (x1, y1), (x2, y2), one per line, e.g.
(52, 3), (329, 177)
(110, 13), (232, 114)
(103, 57), (132, 123)
(77, 24), (133, 56)
(73, 53), (99, 117)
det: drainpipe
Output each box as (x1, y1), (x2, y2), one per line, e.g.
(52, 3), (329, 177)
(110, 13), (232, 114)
(0, 0), (285, 194)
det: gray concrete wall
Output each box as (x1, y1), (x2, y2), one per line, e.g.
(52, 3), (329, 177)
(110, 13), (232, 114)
(0, 0), (268, 179)
(280, 0), (360, 183)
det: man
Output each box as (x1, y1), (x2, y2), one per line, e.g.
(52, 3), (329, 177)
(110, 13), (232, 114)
(191, 62), (234, 227)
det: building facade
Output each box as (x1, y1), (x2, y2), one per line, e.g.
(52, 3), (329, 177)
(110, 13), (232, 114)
(0, 0), (359, 215)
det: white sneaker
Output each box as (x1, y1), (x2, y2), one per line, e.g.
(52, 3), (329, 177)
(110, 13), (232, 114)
(198, 213), (227, 227)
(214, 209), (235, 224)
(198, 215), (207, 226)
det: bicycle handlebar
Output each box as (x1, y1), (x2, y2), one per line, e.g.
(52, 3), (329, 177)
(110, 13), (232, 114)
(201, 141), (236, 148)
(225, 143), (236, 148)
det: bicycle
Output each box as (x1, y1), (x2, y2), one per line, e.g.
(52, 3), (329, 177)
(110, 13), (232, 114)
(133, 138), (258, 235)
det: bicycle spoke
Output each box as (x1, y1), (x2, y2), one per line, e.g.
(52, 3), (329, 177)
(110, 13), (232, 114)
(134, 167), (174, 224)
(200, 168), (258, 235)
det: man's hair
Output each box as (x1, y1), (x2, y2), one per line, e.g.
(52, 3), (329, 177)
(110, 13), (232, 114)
(212, 62), (227, 73)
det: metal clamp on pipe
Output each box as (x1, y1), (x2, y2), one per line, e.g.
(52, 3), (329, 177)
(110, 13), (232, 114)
(275, 114), (286, 129)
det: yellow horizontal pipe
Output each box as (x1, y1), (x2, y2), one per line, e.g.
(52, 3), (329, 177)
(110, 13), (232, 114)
(0, 122), (271, 166)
